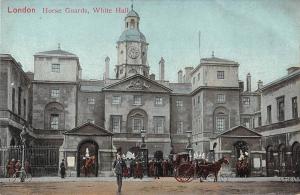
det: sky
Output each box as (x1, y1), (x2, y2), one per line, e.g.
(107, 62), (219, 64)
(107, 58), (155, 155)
(1, 0), (300, 87)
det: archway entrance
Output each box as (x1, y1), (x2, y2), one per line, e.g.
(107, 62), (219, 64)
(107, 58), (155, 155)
(77, 140), (99, 177)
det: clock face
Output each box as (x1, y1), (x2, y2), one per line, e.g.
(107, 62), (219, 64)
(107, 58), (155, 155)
(128, 46), (140, 59)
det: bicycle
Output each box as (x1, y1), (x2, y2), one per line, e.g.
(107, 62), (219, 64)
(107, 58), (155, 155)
(9, 169), (32, 183)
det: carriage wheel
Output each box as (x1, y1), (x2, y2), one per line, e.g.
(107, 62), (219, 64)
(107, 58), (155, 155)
(175, 163), (194, 183)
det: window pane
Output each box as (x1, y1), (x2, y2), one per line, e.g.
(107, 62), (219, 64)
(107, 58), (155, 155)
(50, 114), (59, 129)
(112, 115), (121, 133)
(177, 121), (183, 134)
(243, 97), (250, 105)
(176, 100), (183, 107)
(277, 96), (285, 121)
(154, 116), (164, 133)
(216, 117), (225, 132)
(292, 97), (298, 119)
(88, 98), (95, 105)
(133, 95), (142, 105)
(51, 89), (60, 98)
(217, 71), (224, 79)
(217, 94), (225, 103)
(132, 118), (142, 133)
(112, 96), (121, 104)
(51, 64), (60, 73)
(155, 97), (163, 105)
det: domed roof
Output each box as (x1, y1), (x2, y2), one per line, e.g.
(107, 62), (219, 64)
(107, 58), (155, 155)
(126, 10), (139, 18)
(118, 29), (146, 43)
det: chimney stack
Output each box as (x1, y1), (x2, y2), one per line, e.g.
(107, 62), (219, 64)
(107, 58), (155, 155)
(178, 70), (183, 83)
(150, 73), (156, 80)
(246, 73), (251, 92)
(257, 80), (263, 90)
(159, 57), (165, 81)
(184, 67), (194, 83)
(104, 56), (110, 80)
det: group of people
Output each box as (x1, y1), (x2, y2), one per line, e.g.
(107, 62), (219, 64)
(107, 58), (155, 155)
(6, 159), (31, 177)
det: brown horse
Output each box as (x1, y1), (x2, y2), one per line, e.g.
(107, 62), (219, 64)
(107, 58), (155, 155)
(82, 156), (96, 176)
(236, 159), (249, 177)
(198, 157), (229, 182)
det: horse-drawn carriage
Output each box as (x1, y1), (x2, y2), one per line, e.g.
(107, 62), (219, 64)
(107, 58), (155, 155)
(173, 153), (229, 183)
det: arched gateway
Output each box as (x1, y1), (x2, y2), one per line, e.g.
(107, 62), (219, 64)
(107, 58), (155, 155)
(77, 140), (99, 177)
(61, 122), (115, 177)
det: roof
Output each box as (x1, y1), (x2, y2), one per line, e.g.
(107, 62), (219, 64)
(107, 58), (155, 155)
(169, 83), (192, 94)
(118, 29), (146, 43)
(103, 74), (172, 92)
(200, 57), (238, 65)
(260, 68), (300, 91)
(80, 80), (105, 92)
(35, 49), (77, 57)
(215, 125), (262, 138)
(126, 9), (139, 18)
(64, 122), (113, 136)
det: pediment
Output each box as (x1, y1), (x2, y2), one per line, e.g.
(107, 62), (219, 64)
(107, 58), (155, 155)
(103, 74), (172, 93)
(217, 125), (261, 137)
(64, 122), (113, 136)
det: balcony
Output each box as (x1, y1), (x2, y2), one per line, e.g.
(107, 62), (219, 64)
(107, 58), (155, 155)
(255, 118), (300, 132)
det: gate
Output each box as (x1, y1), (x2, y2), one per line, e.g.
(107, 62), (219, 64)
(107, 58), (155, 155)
(0, 146), (59, 177)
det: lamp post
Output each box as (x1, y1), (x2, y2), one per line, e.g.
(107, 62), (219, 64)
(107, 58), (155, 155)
(20, 126), (27, 182)
(186, 130), (193, 161)
(140, 129), (148, 177)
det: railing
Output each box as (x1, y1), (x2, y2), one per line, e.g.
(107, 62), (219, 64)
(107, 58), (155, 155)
(0, 109), (28, 126)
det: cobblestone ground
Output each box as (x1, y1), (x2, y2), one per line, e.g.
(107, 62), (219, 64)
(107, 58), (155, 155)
(0, 177), (299, 195)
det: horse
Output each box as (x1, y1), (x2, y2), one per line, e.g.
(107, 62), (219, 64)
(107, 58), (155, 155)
(236, 159), (249, 177)
(198, 157), (229, 182)
(82, 156), (96, 176)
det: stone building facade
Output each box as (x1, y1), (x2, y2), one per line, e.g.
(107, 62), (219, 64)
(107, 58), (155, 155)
(1, 7), (299, 177)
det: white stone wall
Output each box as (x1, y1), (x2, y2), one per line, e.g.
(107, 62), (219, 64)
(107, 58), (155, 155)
(34, 56), (79, 82)
(261, 77), (300, 125)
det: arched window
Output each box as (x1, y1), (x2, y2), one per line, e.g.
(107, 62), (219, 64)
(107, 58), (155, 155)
(278, 144), (286, 167)
(130, 19), (135, 28)
(213, 107), (229, 133)
(44, 102), (65, 130)
(127, 109), (148, 133)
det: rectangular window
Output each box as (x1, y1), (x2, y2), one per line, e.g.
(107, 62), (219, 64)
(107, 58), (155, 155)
(177, 121), (183, 134)
(277, 96), (285, 121)
(51, 89), (60, 98)
(267, 105), (272, 124)
(176, 100), (183, 108)
(88, 98), (95, 105)
(258, 116), (262, 126)
(242, 97), (250, 105)
(216, 117), (225, 132)
(217, 71), (224, 79)
(292, 97), (298, 119)
(50, 114), (59, 130)
(87, 119), (95, 124)
(133, 95), (142, 105)
(197, 95), (200, 104)
(51, 64), (60, 73)
(112, 96), (121, 105)
(111, 115), (121, 133)
(154, 116), (165, 134)
(132, 118), (143, 133)
(197, 73), (200, 81)
(193, 77), (196, 84)
(155, 97), (163, 105)
(217, 94), (225, 103)
(12, 88), (15, 113)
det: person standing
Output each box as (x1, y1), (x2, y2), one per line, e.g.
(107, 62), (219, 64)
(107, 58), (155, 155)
(60, 159), (66, 178)
(113, 154), (125, 193)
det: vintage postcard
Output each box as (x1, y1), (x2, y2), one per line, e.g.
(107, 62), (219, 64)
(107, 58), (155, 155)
(0, 0), (300, 194)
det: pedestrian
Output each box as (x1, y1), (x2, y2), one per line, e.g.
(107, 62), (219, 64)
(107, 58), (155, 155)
(60, 159), (66, 178)
(154, 158), (160, 179)
(113, 153), (125, 193)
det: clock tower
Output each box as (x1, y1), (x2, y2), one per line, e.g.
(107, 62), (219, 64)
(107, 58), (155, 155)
(116, 5), (149, 79)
